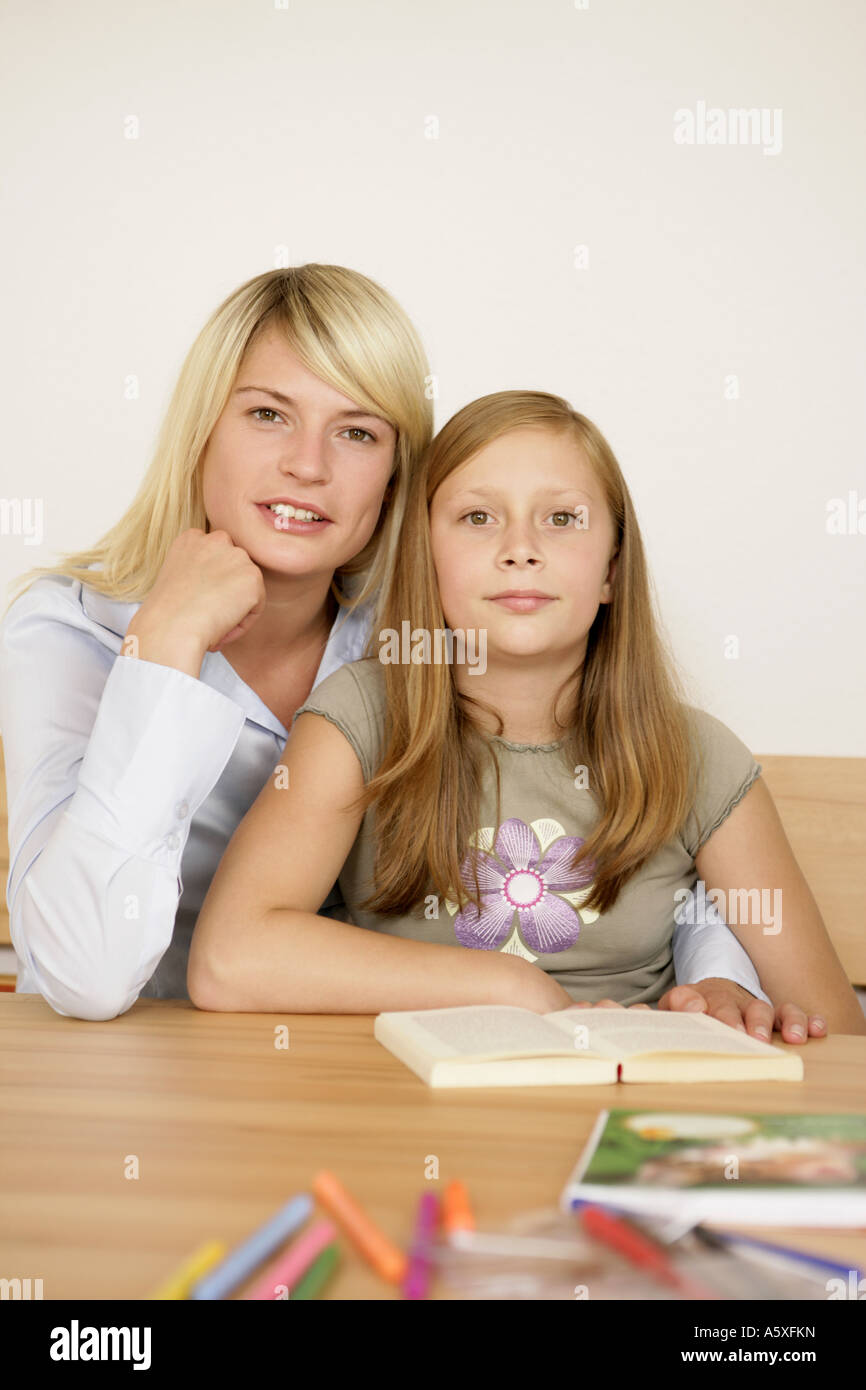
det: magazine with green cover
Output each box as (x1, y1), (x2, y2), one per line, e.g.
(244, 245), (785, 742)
(560, 1110), (866, 1226)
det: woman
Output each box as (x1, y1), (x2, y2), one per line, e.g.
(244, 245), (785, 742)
(0, 264), (783, 1027)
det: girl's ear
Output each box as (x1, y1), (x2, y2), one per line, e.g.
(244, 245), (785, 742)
(600, 549), (618, 604)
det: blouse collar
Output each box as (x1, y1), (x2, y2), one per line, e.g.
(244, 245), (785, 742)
(80, 582), (375, 739)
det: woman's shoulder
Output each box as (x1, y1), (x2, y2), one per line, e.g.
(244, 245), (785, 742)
(0, 571), (142, 653)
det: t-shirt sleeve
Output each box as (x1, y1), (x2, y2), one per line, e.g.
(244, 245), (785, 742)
(290, 657), (386, 783)
(678, 706), (763, 860)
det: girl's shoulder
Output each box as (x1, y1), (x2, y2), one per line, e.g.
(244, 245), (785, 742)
(306, 654), (385, 711)
(292, 656), (386, 783)
(678, 702), (763, 858)
(681, 701), (757, 768)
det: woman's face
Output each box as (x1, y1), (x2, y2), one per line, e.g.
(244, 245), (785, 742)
(428, 426), (618, 667)
(201, 326), (397, 581)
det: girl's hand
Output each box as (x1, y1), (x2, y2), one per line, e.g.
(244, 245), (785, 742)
(658, 978), (827, 1044)
(506, 960), (577, 1013)
(567, 1000), (653, 1011)
(125, 528), (266, 673)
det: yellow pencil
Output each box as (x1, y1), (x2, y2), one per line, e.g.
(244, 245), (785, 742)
(150, 1239), (228, 1299)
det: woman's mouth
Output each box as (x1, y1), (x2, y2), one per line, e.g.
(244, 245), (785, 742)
(255, 502), (332, 533)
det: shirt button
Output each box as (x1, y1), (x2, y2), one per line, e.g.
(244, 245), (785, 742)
(175, 800), (190, 819)
(165, 832), (180, 851)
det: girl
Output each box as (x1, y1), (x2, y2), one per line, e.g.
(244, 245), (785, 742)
(0, 267), (762, 1024)
(187, 392), (863, 1036)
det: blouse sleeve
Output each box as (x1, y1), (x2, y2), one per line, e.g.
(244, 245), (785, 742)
(0, 580), (245, 1020)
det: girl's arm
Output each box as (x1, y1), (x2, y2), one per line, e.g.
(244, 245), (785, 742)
(694, 776), (866, 1034)
(187, 712), (566, 1014)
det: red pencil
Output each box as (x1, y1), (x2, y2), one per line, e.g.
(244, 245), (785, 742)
(577, 1203), (718, 1299)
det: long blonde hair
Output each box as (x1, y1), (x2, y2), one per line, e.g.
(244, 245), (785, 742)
(5, 265), (433, 618)
(353, 390), (700, 918)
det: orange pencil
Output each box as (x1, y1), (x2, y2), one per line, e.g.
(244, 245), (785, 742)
(442, 1180), (475, 1237)
(312, 1170), (408, 1284)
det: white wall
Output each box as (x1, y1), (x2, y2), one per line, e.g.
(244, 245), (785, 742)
(2, 0), (863, 752)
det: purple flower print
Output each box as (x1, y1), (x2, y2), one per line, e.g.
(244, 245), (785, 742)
(449, 817), (598, 956)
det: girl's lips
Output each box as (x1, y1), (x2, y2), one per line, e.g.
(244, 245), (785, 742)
(255, 502), (332, 532)
(488, 595), (555, 612)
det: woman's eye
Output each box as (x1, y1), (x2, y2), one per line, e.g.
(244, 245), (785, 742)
(250, 407), (282, 423)
(341, 426), (376, 443)
(464, 511), (490, 525)
(550, 511), (576, 526)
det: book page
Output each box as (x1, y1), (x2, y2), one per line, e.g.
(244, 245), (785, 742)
(407, 1006), (589, 1059)
(542, 1006), (781, 1058)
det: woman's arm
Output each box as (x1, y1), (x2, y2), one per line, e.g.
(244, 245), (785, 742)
(187, 712), (563, 1014)
(694, 776), (866, 1034)
(0, 583), (245, 1020)
(671, 916), (770, 1002)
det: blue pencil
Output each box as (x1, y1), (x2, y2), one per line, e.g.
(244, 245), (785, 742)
(704, 1229), (863, 1281)
(189, 1195), (313, 1300)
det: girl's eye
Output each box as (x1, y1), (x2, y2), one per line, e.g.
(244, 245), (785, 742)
(461, 510), (579, 526)
(250, 407), (283, 423)
(340, 426), (376, 443)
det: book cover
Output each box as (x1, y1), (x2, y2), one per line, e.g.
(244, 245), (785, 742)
(561, 1110), (866, 1226)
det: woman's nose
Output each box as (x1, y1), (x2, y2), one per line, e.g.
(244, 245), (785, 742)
(278, 428), (328, 478)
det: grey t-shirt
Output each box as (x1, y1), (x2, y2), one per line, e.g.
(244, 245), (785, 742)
(292, 658), (762, 1005)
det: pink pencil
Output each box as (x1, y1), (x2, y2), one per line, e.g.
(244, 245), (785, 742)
(403, 1192), (439, 1300)
(243, 1219), (338, 1300)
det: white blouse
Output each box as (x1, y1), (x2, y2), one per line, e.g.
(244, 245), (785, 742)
(0, 574), (768, 1019)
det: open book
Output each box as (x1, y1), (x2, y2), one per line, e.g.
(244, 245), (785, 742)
(373, 1004), (804, 1088)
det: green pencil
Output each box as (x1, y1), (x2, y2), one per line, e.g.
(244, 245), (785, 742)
(289, 1242), (341, 1299)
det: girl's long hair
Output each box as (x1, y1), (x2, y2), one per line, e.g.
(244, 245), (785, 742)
(352, 390), (700, 919)
(5, 265), (433, 621)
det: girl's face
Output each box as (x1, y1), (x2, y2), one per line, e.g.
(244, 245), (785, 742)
(201, 326), (397, 581)
(429, 426), (618, 666)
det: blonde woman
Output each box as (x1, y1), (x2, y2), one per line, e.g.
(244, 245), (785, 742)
(2, 269), (779, 1027)
(189, 391), (852, 1041)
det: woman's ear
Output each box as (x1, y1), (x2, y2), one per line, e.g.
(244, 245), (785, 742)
(379, 471), (399, 519)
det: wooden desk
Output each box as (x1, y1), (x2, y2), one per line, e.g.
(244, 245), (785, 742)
(1, 995), (864, 1300)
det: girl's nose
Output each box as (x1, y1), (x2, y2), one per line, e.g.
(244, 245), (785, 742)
(498, 529), (543, 565)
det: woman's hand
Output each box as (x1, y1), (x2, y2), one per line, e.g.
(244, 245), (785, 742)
(658, 978), (827, 1044)
(124, 528), (266, 676)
